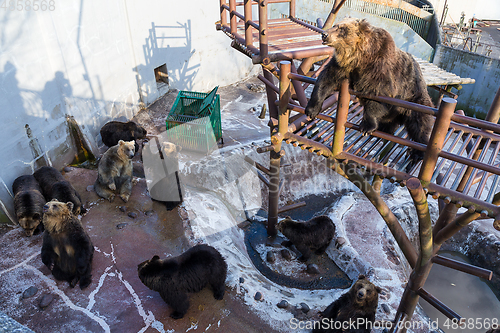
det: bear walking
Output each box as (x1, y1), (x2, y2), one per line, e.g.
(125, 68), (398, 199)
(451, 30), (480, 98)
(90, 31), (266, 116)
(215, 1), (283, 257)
(313, 275), (381, 333)
(100, 121), (147, 152)
(33, 166), (85, 215)
(12, 175), (46, 236)
(278, 215), (335, 261)
(137, 244), (227, 319)
(305, 18), (434, 164)
(41, 199), (94, 289)
(94, 140), (135, 202)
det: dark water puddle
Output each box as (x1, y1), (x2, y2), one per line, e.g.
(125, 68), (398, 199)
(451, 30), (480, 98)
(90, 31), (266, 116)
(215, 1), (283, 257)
(420, 251), (500, 332)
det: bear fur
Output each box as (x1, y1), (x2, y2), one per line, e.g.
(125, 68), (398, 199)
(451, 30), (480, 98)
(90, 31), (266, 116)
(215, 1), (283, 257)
(94, 140), (135, 202)
(33, 166), (85, 215)
(313, 275), (381, 333)
(12, 175), (46, 236)
(137, 244), (227, 319)
(100, 121), (147, 152)
(41, 199), (94, 289)
(277, 215), (335, 261)
(305, 18), (434, 164)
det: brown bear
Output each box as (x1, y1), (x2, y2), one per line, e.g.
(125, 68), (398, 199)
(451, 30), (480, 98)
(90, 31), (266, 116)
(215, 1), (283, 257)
(94, 140), (135, 202)
(137, 244), (227, 319)
(277, 215), (335, 261)
(12, 175), (46, 236)
(486, 328), (500, 333)
(41, 199), (94, 289)
(100, 120), (147, 152)
(33, 166), (85, 215)
(313, 275), (381, 333)
(305, 18), (434, 165)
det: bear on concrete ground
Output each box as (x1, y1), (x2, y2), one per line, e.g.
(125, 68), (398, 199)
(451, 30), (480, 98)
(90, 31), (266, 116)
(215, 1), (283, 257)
(33, 166), (85, 215)
(12, 175), (46, 236)
(41, 199), (94, 289)
(313, 275), (381, 333)
(137, 244), (227, 319)
(277, 215), (335, 261)
(100, 120), (147, 152)
(94, 140), (135, 202)
(305, 18), (434, 165)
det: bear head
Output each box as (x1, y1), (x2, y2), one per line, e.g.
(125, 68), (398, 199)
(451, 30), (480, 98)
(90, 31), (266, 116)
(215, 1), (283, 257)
(117, 140), (136, 160)
(349, 275), (382, 310)
(277, 216), (294, 233)
(42, 199), (74, 233)
(137, 255), (179, 289)
(322, 18), (373, 69)
(127, 121), (147, 140)
(16, 203), (42, 237)
(162, 141), (182, 157)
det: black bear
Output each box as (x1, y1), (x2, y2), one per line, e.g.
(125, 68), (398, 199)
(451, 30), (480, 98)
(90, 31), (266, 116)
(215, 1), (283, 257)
(94, 140), (135, 202)
(41, 199), (94, 289)
(313, 275), (381, 333)
(100, 120), (147, 152)
(33, 166), (85, 215)
(278, 215), (335, 261)
(137, 244), (227, 319)
(305, 18), (434, 164)
(12, 175), (46, 236)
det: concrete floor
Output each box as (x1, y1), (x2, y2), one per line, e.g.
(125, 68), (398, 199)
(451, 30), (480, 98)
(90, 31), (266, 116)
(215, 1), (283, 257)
(0, 77), (283, 333)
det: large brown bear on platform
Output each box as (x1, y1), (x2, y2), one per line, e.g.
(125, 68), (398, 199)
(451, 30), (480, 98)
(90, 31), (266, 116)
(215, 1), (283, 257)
(305, 18), (434, 164)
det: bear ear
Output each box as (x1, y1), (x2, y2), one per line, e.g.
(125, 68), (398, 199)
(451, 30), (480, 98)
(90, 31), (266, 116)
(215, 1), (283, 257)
(33, 213), (41, 220)
(66, 202), (74, 212)
(151, 255), (160, 261)
(375, 286), (382, 293)
(358, 274), (366, 280)
(176, 144), (182, 152)
(52, 198), (59, 202)
(118, 140), (125, 145)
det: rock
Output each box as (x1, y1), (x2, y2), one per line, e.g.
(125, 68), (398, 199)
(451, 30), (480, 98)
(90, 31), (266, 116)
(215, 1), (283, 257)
(237, 220), (251, 229)
(277, 300), (289, 309)
(145, 210), (154, 216)
(86, 185), (94, 192)
(306, 264), (320, 275)
(239, 277), (245, 284)
(279, 289), (294, 298)
(119, 206), (127, 212)
(127, 211), (138, 219)
(63, 166), (73, 173)
(39, 294), (54, 309)
(22, 286), (38, 299)
(381, 303), (391, 314)
(299, 302), (310, 313)
(281, 249), (292, 260)
(266, 251), (276, 264)
(335, 237), (346, 248)
(116, 223), (128, 230)
(254, 292), (263, 301)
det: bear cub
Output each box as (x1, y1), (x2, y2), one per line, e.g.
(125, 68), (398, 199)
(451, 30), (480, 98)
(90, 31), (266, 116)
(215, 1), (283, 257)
(137, 244), (227, 319)
(33, 166), (85, 215)
(41, 199), (94, 289)
(278, 215), (335, 261)
(313, 275), (381, 333)
(100, 120), (147, 152)
(94, 140), (135, 202)
(305, 18), (434, 165)
(12, 175), (46, 236)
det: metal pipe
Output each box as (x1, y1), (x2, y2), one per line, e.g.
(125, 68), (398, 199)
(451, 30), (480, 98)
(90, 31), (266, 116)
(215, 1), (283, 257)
(258, 0), (269, 63)
(278, 201), (306, 214)
(323, 0), (347, 29)
(289, 0), (295, 17)
(290, 62), (308, 107)
(417, 288), (462, 321)
(220, 0), (227, 27)
(229, 0), (237, 35)
(332, 79), (350, 157)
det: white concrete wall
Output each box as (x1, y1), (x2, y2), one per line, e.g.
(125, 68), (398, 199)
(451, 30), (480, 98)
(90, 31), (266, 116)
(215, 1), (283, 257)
(0, 0), (257, 222)
(429, 0), (500, 25)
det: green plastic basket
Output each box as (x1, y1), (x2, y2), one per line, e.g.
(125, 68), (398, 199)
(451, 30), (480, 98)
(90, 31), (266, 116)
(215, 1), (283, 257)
(165, 87), (222, 153)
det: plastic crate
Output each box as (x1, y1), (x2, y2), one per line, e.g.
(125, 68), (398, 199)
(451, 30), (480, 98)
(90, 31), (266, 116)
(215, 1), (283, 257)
(165, 88), (222, 153)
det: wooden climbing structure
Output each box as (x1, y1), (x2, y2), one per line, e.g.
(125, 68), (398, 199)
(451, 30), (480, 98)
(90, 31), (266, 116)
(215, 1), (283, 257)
(217, 0), (500, 331)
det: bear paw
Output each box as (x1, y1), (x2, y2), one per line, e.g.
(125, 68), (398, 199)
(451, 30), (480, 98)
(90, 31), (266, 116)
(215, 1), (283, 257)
(108, 183), (116, 191)
(170, 311), (185, 320)
(119, 194), (130, 202)
(108, 194), (115, 202)
(305, 105), (321, 120)
(359, 120), (377, 136)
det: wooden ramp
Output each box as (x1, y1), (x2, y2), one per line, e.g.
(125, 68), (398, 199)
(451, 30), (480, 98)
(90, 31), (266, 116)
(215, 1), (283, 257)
(217, 0), (498, 331)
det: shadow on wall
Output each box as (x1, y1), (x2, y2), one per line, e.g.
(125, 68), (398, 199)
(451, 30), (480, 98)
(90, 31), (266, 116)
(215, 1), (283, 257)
(135, 21), (200, 105)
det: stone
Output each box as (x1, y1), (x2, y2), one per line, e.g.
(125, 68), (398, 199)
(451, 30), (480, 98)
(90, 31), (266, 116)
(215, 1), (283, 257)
(145, 210), (154, 216)
(63, 166), (73, 173)
(239, 277), (245, 284)
(382, 303), (391, 314)
(281, 249), (292, 260)
(127, 211), (138, 219)
(277, 300), (289, 309)
(299, 302), (310, 313)
(116, 223), (128, 230)
(86, 185), (94, 192)
(266, 251), (276, 264)
(254, 292), (263, 301)
(335, 237), (346, 248)
(119, 206), (127, 212)
(39, 294), (54, 309)
(22, 286), (38, 299)
(306, 264), (320, 275)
